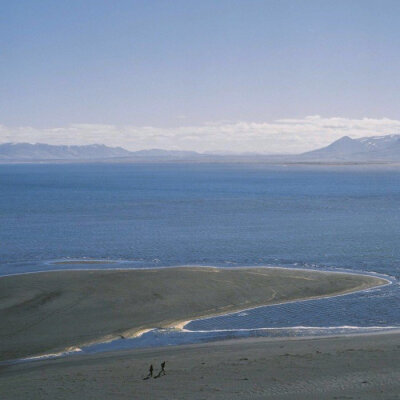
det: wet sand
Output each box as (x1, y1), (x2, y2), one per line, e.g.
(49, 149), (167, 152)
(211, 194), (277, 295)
(0, 267), (385, 361)
(0, 332), (399, 399)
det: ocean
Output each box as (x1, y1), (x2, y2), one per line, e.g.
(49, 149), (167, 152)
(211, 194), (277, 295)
(1, 163), (399, 355)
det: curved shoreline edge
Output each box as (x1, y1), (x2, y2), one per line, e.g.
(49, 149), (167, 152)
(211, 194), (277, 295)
(167, 269), (391, 333)
(0, 266), (390, 364)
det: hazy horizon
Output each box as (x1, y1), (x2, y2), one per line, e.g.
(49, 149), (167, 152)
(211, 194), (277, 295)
(3, 118), (400, 155)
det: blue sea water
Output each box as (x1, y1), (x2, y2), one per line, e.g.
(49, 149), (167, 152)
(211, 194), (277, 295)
(1, 163), (400, 273)
(1, 163), (399, 359)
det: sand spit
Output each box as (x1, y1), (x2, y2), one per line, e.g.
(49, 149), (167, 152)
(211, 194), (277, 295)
(0, 266), (386, 361)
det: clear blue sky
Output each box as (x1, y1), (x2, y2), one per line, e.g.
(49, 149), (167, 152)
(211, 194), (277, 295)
(1, 1), (400, 152)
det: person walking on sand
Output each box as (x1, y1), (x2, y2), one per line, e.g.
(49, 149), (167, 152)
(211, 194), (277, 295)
(154, 361), (166, 378)
(143, 364), (153, 380)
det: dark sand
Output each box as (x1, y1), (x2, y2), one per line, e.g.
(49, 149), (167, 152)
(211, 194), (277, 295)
(0, 267), (385, 361)
(1, 332), (399, 399)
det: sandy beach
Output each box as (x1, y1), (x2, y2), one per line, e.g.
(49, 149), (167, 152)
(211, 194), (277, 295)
(1, 331), (399, 399)
(0, 267), (386, 362)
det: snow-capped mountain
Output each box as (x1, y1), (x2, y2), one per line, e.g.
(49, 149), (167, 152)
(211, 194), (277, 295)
(301, 134), (400, 161)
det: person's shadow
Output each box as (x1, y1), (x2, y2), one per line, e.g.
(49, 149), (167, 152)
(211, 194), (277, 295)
(143, 364), (154, 380)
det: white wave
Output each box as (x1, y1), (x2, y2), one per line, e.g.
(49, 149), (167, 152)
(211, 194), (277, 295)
(1, 347), (83, 366)
(182, 325), (400, 333)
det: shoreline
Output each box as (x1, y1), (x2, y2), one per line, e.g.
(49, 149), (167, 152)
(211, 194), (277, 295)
(1, 331), (399, 399)
(168, 271), (391, 332)
(2, 262), (394, 277)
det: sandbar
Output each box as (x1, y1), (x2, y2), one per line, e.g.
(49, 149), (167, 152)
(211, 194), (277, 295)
(0, 266), (386, 362)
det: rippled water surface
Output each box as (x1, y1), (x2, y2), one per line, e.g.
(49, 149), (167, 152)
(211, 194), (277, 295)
(1, 163), (399, 357)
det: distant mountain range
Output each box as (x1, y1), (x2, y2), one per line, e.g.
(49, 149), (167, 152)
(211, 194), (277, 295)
(0, 143), (132, 160)
(1, 134), (400, 163)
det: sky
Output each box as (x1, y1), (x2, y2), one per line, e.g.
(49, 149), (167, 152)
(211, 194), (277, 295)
(1, 0), (400, 153)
